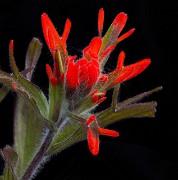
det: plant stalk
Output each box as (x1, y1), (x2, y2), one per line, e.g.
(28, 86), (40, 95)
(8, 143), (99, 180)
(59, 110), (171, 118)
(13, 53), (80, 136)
(21, 130), (54, 180)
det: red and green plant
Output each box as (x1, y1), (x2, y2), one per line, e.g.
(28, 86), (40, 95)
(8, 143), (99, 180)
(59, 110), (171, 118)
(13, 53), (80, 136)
(0, 8), (162, 180)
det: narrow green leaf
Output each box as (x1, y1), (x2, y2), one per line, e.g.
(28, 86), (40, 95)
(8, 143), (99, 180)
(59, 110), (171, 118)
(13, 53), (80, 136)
(0, 86), (10, 103)
(0, 175), (4, 180)
(111, 84), (120, 111)
(116, 86), (162, 110)
(8, 40), (48, 117)
(25, 38), (42, 80)
(9, 40), (19, 78)
(99, 102), (157, 127)
(21, 67), (34, 77)
(14, 96), (44, 177)
(97, 86), (162, 120)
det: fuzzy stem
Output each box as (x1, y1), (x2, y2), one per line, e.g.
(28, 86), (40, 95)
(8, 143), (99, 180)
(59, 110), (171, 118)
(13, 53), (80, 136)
(21, 130), (54, 180)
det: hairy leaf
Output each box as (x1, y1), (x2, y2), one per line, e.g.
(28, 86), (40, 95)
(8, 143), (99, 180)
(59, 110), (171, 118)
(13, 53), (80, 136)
(14, 96), (44, 177)
(25, 38), (42, 80)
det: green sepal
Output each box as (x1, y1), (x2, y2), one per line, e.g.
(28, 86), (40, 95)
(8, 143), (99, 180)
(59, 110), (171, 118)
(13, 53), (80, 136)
(0, 86), (10, 103)
(13, 96), (44, 177)
(0, 70), (56, 131)
(25, 37), (42, 80)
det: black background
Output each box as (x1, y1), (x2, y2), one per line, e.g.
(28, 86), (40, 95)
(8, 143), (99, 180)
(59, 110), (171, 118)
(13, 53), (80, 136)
(0, 0), (178, 179)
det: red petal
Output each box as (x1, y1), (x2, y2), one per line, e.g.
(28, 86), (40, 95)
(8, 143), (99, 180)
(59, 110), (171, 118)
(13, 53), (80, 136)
(116, 51), (125, 70)
(9, 40), (14, 51)
(87, 128), (99, 155)
(99, 44), (115, 62)
(116, 28), (135, 43)
(50, 76), (57, 86)
(87, 115), (96, 125)
(91, 95), (99, 103)
(41, 13), (67, 56)
(98, 127), (119, 137)
(83, 37), (102, 60)
(97, 97), (107, 104)
(98, 8), (104, 37)
(107, 67), (134, 89)
(41, 13), (61, 48)
(66, 56), (79, 91)
(46, 64), (53, 79)
(62, 18), (71, 43)
(112, 12), (128, 36)
(89, 37), (102, 55)
(122, 58), (151, 81)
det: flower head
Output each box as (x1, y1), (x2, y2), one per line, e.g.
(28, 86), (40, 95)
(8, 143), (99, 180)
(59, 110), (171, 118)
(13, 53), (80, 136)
(41, 8), (152, 155)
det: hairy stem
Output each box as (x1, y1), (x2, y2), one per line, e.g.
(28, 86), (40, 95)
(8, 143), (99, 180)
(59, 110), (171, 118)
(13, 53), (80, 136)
(21, 130), (54, 180)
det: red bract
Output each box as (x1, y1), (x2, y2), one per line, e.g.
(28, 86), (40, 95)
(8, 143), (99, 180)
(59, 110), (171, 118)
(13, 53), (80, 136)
(41, 13), (71, 59)
(86, 115), (119, 155)
(105, 51), (151, 90)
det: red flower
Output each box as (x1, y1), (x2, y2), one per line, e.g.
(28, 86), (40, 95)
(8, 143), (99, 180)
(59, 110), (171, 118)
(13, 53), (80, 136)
(41, 9), (150, 97)
(41, 8), (154, 156)
(86, 115), (119, 155)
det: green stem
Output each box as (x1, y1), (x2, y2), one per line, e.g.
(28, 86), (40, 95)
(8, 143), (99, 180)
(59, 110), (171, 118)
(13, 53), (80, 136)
(21, 130), (54, 180)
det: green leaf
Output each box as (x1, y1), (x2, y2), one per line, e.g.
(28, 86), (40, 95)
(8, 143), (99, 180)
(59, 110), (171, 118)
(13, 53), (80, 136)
(0, 86), (10, 103)
(0, 70), (56, 131)
(14, 96), (44, 177)
(8, 40), (48, 116)
(99, 102), (157, 127)
(116, 86), (162, 110)
(0, 176), (4, 180)
(25, 38), (42, 80)
(97, 86), (162, 120)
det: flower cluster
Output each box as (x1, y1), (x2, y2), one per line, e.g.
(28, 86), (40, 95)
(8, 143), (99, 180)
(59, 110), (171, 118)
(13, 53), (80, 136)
(41, 8), (151, 155)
